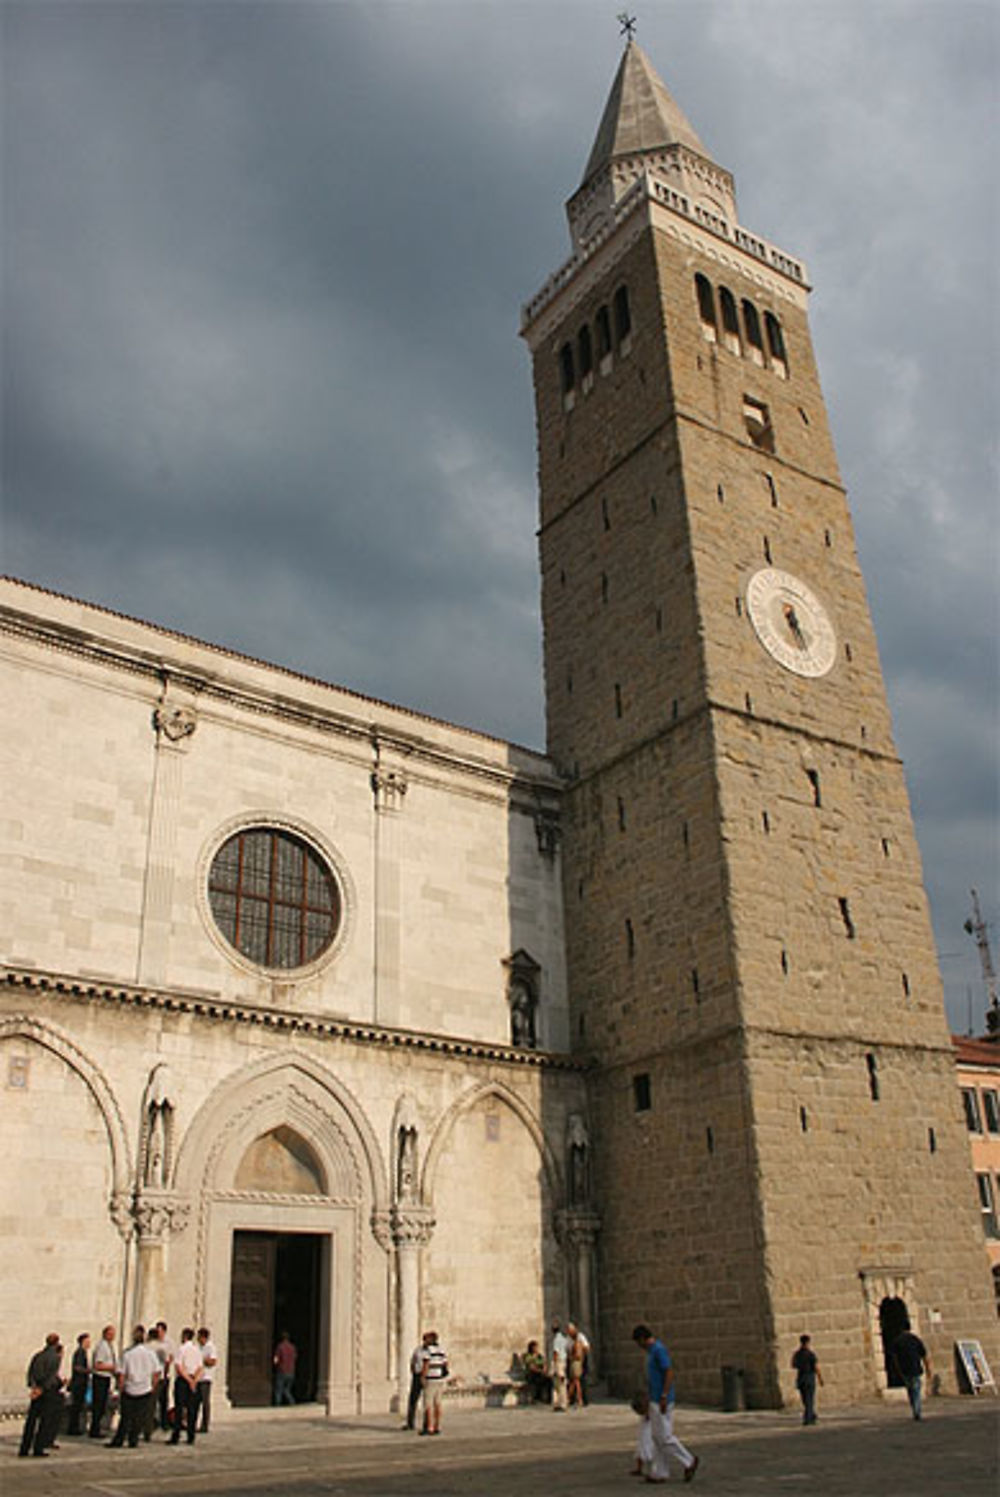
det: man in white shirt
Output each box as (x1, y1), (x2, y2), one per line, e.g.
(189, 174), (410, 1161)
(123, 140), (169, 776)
(196, 1328), (218, 1433)
(168, 1327), (203, 1445)
(549, 1319), (569, 1412)
(89, 1325), (117, 1438)
(107, 1327), (160, 1449)
(153, 1321), (174, 1431)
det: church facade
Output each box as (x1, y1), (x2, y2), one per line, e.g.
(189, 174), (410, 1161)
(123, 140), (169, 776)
(2, 41), (997, 1416)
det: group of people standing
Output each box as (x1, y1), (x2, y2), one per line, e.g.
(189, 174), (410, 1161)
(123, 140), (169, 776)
(18, 1321), (218, 1458)
(524, 1319), (591, 1409)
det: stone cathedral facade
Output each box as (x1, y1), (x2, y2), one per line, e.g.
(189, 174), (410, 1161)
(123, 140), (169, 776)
(1, 41), (996, 1416)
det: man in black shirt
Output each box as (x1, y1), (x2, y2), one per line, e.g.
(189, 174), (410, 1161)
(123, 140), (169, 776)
(19, 1333), (64, 1458)
(790, 1334), (823, 1425)
(891, 1328), (931, 1421)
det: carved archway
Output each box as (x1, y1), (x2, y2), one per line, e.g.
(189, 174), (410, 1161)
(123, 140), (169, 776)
(0, 1014), (132, 1204)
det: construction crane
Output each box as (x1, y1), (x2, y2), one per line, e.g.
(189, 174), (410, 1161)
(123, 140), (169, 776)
(964, 889), (999, 1034)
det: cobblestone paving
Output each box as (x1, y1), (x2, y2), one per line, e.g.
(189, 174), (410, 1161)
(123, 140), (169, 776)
(2, 1398), (997, 1496)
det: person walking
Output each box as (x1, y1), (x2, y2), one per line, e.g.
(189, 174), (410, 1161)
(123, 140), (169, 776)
(67, 1332), (91, 1435)
(631, 1324), (699, 1484)
(419, 1330), (448, 1436)
(88, 1325), (117, 1439)
(791, 1334), (823, 1425)
(891, 1325), (932, 1421)
(549, 1319), (569, 1412)
(19, 1333), (64, 1458)
(106, 1327), (160, 1450)
(272, 1330), (297, 1405)
(168, 1327), (203, 1444)
(197, 1328), (218, 1432)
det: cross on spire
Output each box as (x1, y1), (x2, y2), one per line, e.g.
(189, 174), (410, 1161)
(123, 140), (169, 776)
(617, 12), (637, 42)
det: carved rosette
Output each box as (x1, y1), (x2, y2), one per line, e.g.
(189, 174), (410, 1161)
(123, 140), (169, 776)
(134, 1192), (191, 1244)
(389, 1203), (435, 1249)
(555, 1207), (602, 1254)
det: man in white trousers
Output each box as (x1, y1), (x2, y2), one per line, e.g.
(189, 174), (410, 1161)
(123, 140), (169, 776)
(631, 1324), (699, 1484)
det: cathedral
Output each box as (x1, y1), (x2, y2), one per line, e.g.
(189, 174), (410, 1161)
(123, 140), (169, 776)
(1, 40), (996, 1417)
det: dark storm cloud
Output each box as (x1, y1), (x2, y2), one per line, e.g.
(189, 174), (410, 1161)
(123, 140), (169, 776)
(2, 1), (997, 1027)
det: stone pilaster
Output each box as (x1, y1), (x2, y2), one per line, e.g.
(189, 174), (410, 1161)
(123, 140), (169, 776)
(137, 683), (199, 986)
(390, 1204), (434, 1415)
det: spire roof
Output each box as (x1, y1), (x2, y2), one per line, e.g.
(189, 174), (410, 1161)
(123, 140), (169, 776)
(580, 40), (709, 186)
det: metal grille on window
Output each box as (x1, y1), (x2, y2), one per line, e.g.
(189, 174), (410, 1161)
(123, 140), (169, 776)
(208, 827), (340, 969)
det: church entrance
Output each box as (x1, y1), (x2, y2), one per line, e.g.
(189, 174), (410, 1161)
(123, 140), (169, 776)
(228, 1230), (324, 1406)
(878, 1295), (910, 1388)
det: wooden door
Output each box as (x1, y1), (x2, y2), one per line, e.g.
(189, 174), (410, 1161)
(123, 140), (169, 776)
(228, 1231), (276, 1405)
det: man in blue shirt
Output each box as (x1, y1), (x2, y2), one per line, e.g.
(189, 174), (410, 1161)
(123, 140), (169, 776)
(632, 1325), (699, 1483)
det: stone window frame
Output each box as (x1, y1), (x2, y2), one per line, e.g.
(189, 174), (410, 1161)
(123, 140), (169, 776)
(197, 812), (354, 981)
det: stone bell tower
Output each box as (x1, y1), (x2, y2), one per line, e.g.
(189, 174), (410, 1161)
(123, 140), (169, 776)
(521, 40), (998, 1406)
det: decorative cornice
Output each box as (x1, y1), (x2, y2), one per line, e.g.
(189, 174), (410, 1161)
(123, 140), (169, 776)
(522, 166), (808, 342)
(1, 964), (589, 1073)
(0, 588), (558, 797)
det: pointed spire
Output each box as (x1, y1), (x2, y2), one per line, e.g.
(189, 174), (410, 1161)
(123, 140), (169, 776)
(580, 40), (710, 188)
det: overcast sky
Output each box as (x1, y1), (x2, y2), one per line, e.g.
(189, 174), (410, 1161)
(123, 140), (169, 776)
(2, 1), (997, 1032)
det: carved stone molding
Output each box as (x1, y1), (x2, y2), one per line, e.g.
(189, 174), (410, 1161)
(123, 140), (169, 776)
(390, 1203), (435, 1249)
(370, 1208), (392, 1254)
(153, 704), (198, 745)
(134, 1191), (191, 1244)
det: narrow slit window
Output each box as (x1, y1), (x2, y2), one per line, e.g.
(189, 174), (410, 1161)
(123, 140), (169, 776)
(866, 1053), (880, 1101)
(617, 796), (626, 832)
(806, 769), (821, 807)
(625, 917), (635, 958)
(800, 1107), (809, 1133)
(614, 682), (623, 718)
(633, 1073), (651, 1112)
(839, 897), (856, 939)
(928, 1126), (936, 1154)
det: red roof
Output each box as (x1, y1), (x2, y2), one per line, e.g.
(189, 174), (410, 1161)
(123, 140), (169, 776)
(953, 1034), (1000, 1069)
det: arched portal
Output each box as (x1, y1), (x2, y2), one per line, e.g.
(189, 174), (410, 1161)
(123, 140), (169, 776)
(170, 1054), (388, 1415)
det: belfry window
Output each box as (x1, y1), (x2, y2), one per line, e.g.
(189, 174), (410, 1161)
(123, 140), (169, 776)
(559, 342), (576, 408)
(208, 826), (340, 970)
(742, 299), (764, 365)
(765, 312), (788, 378)
(596, 305), (613, 369)
(578, 324), (594, 389)
(695, 274), (717, 341)
(719, 286), (741, 355)
(613, 285), (632, 350)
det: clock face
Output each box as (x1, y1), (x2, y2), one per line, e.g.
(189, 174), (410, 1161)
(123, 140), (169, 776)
(746, 568), (837, 678)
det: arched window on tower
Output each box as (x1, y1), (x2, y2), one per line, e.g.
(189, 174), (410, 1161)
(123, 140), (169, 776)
(765, 312), (789, 378)
(559, 341), (576, 410)
(719, 286), (741, 356)
(595, 305), (613, 372)
(613, 285), (632, 352)
(578, 323), (594, 392)
(695, 274), (717, 342)
(742, 299), (764, 365)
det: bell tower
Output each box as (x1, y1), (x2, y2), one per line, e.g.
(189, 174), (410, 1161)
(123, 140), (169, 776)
(522, 40), (998, 1405)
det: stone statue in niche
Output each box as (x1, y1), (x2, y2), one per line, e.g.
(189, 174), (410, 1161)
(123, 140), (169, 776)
(509, 978), (536, 1049)
(142, 1064), (175, 1189)
(397, 1124), (418, 1203)
(567, 1113), (591, 1205)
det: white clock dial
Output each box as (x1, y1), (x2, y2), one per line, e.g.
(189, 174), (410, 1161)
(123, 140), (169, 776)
(746, 568), (837, 678)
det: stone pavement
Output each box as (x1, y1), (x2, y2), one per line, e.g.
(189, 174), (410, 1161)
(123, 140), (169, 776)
(2, 1396), (997, 1496)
